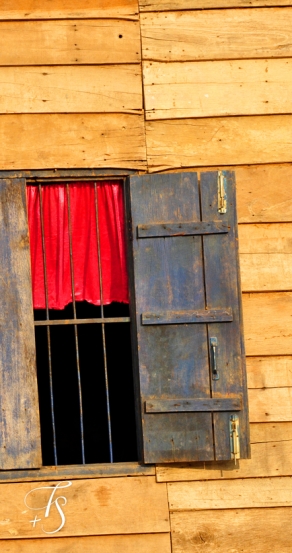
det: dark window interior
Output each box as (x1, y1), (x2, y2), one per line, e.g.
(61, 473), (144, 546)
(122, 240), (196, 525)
(35, 303), (137, 466)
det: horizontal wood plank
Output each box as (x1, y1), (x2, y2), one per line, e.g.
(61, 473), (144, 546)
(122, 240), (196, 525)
(145, 398), (241, 413)
(168, 476), (292, 510)
(0, 114), (146, 170)
(156, 438), (292, 482)
(0, 0), (138, 20)
(247, 356), (292, 389)
(170, 508), (292, 553)
(0, 476), (169, 539)
(146, 116), (292, 172)
(137, 221), (229, 237)
(250, 421), (292, 443)
(142, 309), (233, 325)
(0, 66), (142, 114)
(239, 223), (292, 291)
(249, 387), (292, 422)
(144, 59), (292, 119)
(0, 462), (155, 484)
(0, 20), (140, 65)
(239, 223), (292, 254)
(235, 164), (292, 223)
(141, 8), (292, 60)
(243, 292), (292, 356)
(140, 1), (290, 10)
(0, 534), (171, 552)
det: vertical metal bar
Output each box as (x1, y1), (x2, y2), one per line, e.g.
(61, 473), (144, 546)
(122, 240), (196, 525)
(38, 184), (58, 465)
(66, 184), (86, 464)
(94, 182), (114, 463)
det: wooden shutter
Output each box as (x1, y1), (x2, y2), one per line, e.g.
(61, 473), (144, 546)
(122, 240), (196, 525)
(0, 178), (42, 469)
(126, 171), (250, 463)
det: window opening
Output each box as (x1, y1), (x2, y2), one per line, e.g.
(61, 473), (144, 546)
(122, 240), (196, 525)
(27, 181), (137, 466)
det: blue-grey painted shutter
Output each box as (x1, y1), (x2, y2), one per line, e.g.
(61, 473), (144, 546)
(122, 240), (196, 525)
(126, 171), (249, 463)
(0, 178), (42, 469)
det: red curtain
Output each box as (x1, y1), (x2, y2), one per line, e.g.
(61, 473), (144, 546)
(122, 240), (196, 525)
(27, 181), (129, 310)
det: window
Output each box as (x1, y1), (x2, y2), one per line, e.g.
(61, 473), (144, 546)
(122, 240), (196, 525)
(0, 170), (250, 472)
(28, 181), (137, 466)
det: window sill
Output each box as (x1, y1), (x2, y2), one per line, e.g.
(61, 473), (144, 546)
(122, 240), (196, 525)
(0, 462), (155, 484)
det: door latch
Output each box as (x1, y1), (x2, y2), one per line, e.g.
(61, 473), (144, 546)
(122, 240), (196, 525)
(229, 415), (240, 463)
(210, 337), (219, 380)
(218, 171), (227, 214)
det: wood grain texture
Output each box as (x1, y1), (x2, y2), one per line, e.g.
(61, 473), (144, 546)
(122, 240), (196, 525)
(242, 292), (292, 356)
(0, 66), (142, 114)
(144, 59), (292, 119)
(0, 0), (138, 19)
(156, 422), (292, 482)
(127, 173), (214, 463)
(0, 534), (171, 553)
(0, 477), (169, 539)
(249, 388), (292, 422)
(170, 508), (292, 553)
(235, 164), (292, 223)
(0, 20), (140, 65)
(140, 1), (290, 9)
(0, 462), (155, 484)
(247, 356), (292, 389)
(152, 164), (292, 223)
(250, 421), (292, 443)
(0, 114), (146, 170)
(157, 440), (292, 481)
(146, 116), (292, 172)
(239, 223), (292, 291)
(200, 172), (249, 460)
(0, 178), (41, 469)
(168, 476), (292, 510)
(141, 8), (292, 61)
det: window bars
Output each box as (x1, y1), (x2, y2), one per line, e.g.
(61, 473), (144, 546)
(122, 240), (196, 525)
(32, 181), (132, 466)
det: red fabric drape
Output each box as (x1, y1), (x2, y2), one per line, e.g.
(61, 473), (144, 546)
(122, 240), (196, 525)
(27, 181), (129, 309)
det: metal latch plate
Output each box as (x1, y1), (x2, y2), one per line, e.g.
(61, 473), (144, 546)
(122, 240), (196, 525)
(229, 414), (240, 463)
(218, 171), (227, 214)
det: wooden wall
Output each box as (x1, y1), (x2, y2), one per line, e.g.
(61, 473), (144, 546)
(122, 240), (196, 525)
(0, 1), (292, 552)
(139, 3), (292, 552)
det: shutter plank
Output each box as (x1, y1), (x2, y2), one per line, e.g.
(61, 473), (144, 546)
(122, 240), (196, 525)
(200, 171), (250, 460)
(0, 178), (41, 469)
(127, 173), (214, 463)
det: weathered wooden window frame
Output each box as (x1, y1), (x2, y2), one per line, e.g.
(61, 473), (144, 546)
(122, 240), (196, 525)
(0, 168), (250, 482)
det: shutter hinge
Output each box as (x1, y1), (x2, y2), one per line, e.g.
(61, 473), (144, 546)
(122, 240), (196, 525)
(218, 171), (227, 214)
(229, 415), (240, 464)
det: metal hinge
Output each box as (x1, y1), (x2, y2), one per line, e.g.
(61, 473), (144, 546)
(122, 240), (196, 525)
(218, 171), (227, 214)
(229, 415), (240, 463)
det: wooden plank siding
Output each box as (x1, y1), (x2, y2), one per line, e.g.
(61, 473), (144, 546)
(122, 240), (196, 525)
(0, 66), (142, 114)
(140, 9), (292, 61)
(143, 59), (292, 120)
(170, 508), (292, 553)
(0, 0), (139, 20)
(239, 223), (292, 292)
(247, 356), (292, 388)
(243, 292), (292, 356)
(0, 2), (292, 553)
(0, 477), (169, 539)
(145, 116), (292, 172)
(167, 476), (292, 510)
(0, 114), (146, 170)
(140, 1), (291, 10)
(0, 534), (171, 553)
(0, 20), (140, 65)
